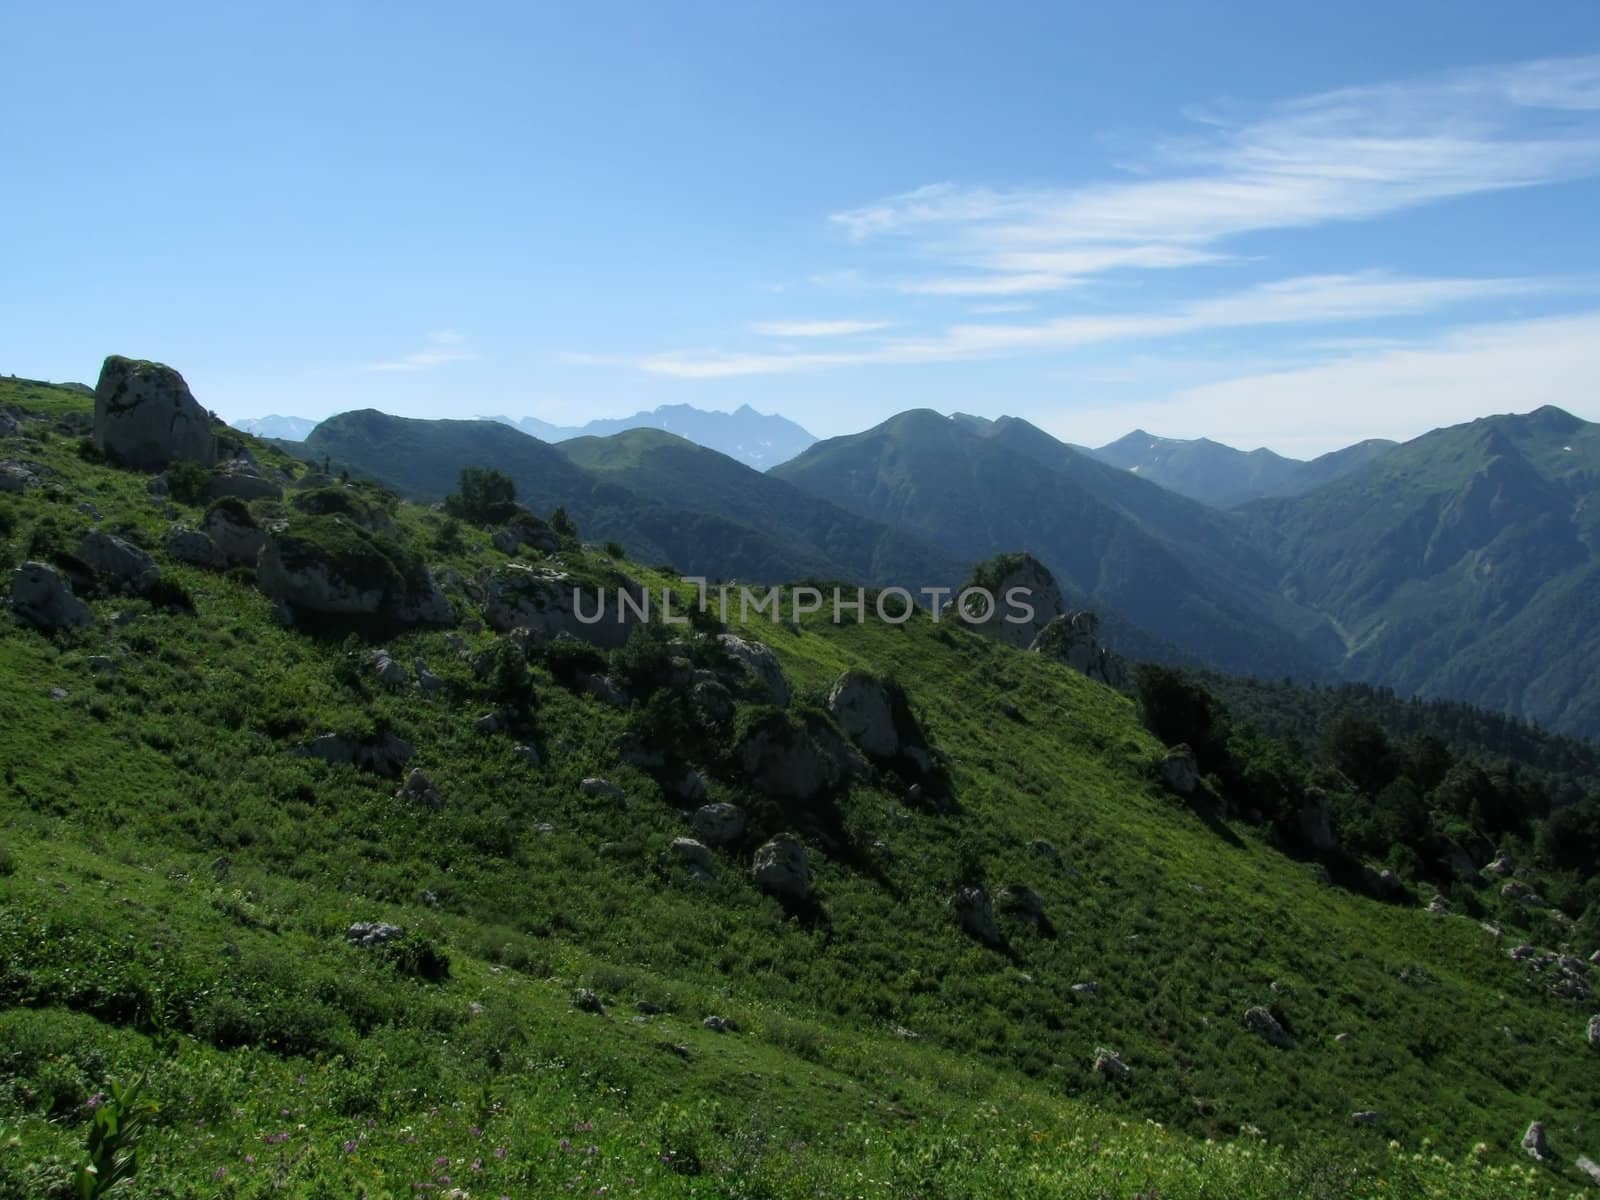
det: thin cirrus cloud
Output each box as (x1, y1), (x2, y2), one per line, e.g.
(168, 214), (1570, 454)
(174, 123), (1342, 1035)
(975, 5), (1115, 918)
(830, 55), (1600, 296)
(634, 271), (1559, 378)
(1048, 309), (1600, 457)
(362, 331), (476, 373)
(749, 319), (894, 337)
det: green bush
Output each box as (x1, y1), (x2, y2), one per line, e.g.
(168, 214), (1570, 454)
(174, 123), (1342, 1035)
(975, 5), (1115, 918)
(165, 460), (212, 506)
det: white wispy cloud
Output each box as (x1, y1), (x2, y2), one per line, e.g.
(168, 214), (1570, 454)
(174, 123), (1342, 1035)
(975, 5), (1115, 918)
(749, 319), (893, 337)
(634, 271), (1557, 378)
(1046, 309), (1600, 456)
(362, 330), (476, 373)
(832, 55), (1600, 294)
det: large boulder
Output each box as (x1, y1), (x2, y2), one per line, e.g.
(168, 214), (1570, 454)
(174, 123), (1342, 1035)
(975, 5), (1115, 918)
(92, 355), (217, 471)
(482, 564), (642, 648)
(752, 836), (810, 901)
(165, 523), (225, 570)
(0, 460), (42, 493)
(77, 531), (160, 594)
(8, 562), (93, 632)
(954, 552), (1064, 648)
(1029, 610), (1130, 688)
(717, 634), (790, 707)
(826, 671), (900, 758)
(950, 885), (1001, 947)
(1522, 1120), (1549, 1161)
(1244, 1006), (1295, 1049)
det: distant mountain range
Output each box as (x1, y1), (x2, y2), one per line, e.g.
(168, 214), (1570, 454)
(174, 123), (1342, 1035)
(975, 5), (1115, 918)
(282, 400), (1600, 737)
(483, 404), (816, 469)
(1078, 429), (1397, 508)
(241, 404), (817, 470)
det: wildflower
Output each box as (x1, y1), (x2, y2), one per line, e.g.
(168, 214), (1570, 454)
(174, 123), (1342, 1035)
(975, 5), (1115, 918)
(493, 1147), (508, 1160)
(213, 1168), (227, 1181)
(436, 1156), (451, 1167)
(560, 1138), (572, 1152)
(244, 1154), (256, 1165)
(85, 1093), (106, 1110)
(343, 1140), (359, 1153)
(473, 1158), (484, 1171)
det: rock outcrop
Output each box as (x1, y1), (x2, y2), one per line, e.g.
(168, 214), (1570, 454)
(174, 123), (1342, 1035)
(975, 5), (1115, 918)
(717, 634), (790, 707)
(1029, 610), (1130, 688)
(736, 712), (866, 803)
(293, 732), (414, 776)
(92, 355), (217, 471)
(690, 802), (746, 847)
(207, 461), (283, 502)
(482, 564), (642, 648)
(1296, 787), (1337, 851)
(955, 552), (1063, 648)
(203, 502), (268, 566)
(257, 522), (453, 627)
(1522, 1120), (1549, 1161)
(8, 562), (93, 632)
(826, 670), (900, 757)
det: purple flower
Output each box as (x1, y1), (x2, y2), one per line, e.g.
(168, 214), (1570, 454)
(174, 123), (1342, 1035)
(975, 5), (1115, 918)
(343, 1140), (359, 1153)
(493, 1146), (508, 1160)
(470, 1125), (483, 1138)
(213, 1168), (227, 1181)
(435, 1156), (450, 1167)
(573, 1121), (594, 1133)
(85, 1093), (106, 1110)
(559, 1138), (571, 1152)
(472, 1158), (484, 1171)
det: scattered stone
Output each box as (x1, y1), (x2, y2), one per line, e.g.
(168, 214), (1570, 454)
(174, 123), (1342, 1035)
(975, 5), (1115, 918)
(87, 655), (117, 673)
(513, 742), (541, 769)
(345, 921), (403, 947)
(1071, 982), (1101, 1002)
(1588, 1014), (1599, 1050)
(716, 634), (790, 706)
(415, 659), (443, 693)
(1335, 1033), (1351, 1044)
(950, 885), (1000, 947)
(0, 460), (42, 493)
(372, 651), (407, 689)
(165, 523), (225, 569)
(1244, 1006), (1295, 1050)
(634, 1000), (665, 1015)
(396, 768), (442, 810)
(1577, 1156), (1600, 1185)
(1501, 880), (1544, 906)
(294, 731), (414, 776)
(702, 1015), (738, 1033)
(474, 711), (504, 734)
(1427, 894), (1452, 914)
(584, 673), (629, 708)
(8, 562), (93, 632)
(690, 802), (746, 848)
(1029, 838), (1062, 866)
(1351, 1111), (1381, 1126)
(1092, 1048), (1132, 1081)
(670, 838), (713, 879)
(580, 777), (624, 802)
(48, 686), (69, 701)
(752, 835), (810, 902)
(892, 1025), (921, 1041)
(1362, 865), (1406, 900)
(674, 768), (707, 804)
(997, 884), (1045, 925)
(1522, 1120), (1549, 1162)
(92, 355), (217, 470)
(1161, 745), (1199, 795)
(1485, 850), (1513, 877)
(491, 511), (561, 556)
(573, 988), (606, 1015)
(77, 530), (160, 594)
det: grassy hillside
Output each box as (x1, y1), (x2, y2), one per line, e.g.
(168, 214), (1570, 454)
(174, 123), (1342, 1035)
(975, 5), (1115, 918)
(2, 378), (1599, 1197)
(1240, 406), (1600, 739)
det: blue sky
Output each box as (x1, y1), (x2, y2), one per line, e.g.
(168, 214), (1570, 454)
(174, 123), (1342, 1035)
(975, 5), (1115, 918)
(5, 2), (1600, 456)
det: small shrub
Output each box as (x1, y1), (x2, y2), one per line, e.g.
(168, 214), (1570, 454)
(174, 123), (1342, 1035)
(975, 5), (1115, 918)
(604, 540), (625, 559)
(166, 460), (212, 506)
